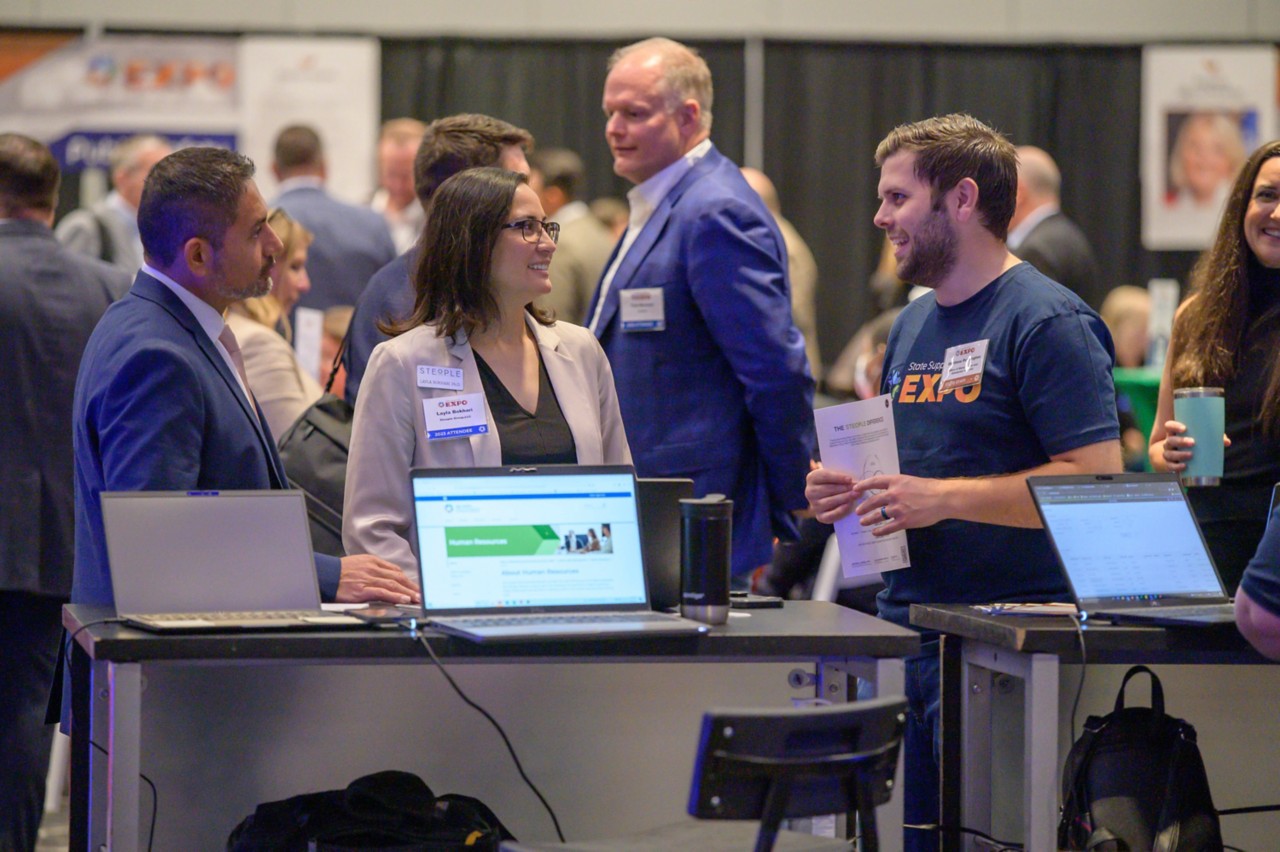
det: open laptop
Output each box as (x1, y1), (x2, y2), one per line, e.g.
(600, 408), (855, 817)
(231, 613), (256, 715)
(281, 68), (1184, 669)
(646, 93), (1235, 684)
(637, 477), (695, 612)
(411, 465), (708, 642)
(104, 490), (364, 632)
(1027, 473), (1236, 626)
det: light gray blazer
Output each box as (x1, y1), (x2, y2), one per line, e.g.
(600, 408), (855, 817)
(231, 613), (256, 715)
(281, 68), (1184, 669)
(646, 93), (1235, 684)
(343, 314), (632, 576)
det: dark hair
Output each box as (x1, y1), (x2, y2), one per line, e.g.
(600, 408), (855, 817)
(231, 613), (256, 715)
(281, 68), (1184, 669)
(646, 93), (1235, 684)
(273, 125), (323, 172)
(530, 147), (586, 199)
(138, 147), (254, 267)
(0, 133), (59, 214)
(1171, 139), (1280, 436)
(384, 167), (552, 339)
(413, 114), (533, 206)
(874, 113), (1017, 240)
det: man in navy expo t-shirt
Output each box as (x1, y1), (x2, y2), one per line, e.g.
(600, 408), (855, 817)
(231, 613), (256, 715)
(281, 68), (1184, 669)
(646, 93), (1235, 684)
(805, 114), (1122, 850)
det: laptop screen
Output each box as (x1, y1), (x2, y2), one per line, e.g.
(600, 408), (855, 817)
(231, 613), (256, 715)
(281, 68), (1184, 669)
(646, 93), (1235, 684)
(104, 490), (321, 613)
(1029, 474), (1226, 607)
(411, 466), (649, 614)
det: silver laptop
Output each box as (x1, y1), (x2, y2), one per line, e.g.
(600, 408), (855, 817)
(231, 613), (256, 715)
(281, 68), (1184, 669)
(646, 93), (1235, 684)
(1027, 473), (1236, 626)
(411, 465), (708, 642)
(638, 477), (695, 612)
(104, 490), (364, 632)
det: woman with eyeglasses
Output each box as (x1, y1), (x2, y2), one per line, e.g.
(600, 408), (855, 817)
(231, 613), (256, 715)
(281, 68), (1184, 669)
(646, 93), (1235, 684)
(342, 167), (631, 575)
(224, 208), (323, 438)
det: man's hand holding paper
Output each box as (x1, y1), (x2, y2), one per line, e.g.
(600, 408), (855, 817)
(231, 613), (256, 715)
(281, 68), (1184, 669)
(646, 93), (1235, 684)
(849, 473), (953, 536)
(809, 395), (910, 576)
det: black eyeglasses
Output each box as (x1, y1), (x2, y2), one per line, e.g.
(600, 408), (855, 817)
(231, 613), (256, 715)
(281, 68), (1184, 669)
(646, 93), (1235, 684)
(500, 217), (560, 244)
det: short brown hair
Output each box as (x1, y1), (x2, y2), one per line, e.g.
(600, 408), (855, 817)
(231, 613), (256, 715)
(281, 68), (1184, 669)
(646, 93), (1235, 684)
(0, 133), (59, 215)
(273, 124), (324, 172)
(413, 114), (533, 206)
(386, 167), (551, 340)
(138, 146), (253, 267)
(875, 113), (1017, 241)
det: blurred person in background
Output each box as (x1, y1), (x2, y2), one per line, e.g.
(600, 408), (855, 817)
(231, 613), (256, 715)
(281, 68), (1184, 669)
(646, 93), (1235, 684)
(1100, 285), (1152, 471)
(370, 118), (428, 254)
(529, 147), (616, 324)
(271, 124), (396, 313)
(224, 208), (323, 438)
(56, 133), (171, 278)
(741, 166), (822, 381)
(0, 132), (128, 852)
(1150, 140), (1280, 592)
(590, 196), (629, 242)
(320, 305), (354, 399)
(1008, 145), (1103, 309)
(343, 114), (534, 404)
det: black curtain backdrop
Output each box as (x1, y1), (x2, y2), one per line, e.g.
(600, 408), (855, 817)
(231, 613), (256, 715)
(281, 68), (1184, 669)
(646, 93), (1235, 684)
(380, 39), (1202, 371)
(380, 38), (746, 203)
(762, 41), (1200, 364)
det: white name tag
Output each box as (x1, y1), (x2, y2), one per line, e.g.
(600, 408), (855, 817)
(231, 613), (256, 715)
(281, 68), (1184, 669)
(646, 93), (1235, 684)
(417, 365), (464, 391)
(423, 393), (489, 440)
(620, 288), (665, 331)
(939, 339), (989, 392)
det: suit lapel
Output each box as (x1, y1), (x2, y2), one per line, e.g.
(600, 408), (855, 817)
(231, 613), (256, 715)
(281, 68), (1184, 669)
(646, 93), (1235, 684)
(592, 146), (723, 335)
(133, 273), (286, 488)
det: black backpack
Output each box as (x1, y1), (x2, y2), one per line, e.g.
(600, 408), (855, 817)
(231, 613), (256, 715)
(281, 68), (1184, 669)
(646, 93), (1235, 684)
(1058, 665), (1222, 851)
(276, 337), (352, 557)
(226, 770), (516, 851)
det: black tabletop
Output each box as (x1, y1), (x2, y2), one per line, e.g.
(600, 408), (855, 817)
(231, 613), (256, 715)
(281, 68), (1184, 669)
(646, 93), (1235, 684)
(910, 603), (1269, 665)
(65, 601), (920, 665)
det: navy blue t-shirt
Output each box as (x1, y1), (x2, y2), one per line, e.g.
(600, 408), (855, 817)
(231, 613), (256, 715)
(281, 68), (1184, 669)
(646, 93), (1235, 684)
(1240, 505), (1280, 616)
(876, 262), (1120, 626)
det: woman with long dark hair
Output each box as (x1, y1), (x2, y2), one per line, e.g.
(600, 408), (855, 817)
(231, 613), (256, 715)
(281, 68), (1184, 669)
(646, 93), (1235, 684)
(342, 167), (631, 576)
(1150, 140), (1280, 592)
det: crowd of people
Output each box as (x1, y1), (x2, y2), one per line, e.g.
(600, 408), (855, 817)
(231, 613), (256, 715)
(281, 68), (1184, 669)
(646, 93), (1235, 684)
(6, 31), (1280, 852)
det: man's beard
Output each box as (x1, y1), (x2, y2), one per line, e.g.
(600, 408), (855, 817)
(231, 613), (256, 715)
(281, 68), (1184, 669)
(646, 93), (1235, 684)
(899, 204), (958, 289)
(214, 260), (274, 303)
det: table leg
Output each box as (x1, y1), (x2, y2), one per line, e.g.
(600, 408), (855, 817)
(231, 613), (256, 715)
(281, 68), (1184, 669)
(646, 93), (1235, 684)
(104, 662), (142, 851)
(960, 648), (993, 848)
(961, 642), (1059, 852)
(1023, 653), (1059, 850)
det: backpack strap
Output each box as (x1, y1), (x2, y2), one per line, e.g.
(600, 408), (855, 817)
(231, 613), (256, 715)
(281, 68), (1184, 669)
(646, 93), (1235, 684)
(1059, 717), (1106, 848)
(1115, 664), (1164, 717)
(92, 210), (115, 264)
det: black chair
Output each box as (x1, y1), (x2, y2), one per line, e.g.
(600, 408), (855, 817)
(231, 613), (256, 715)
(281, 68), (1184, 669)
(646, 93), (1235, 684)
(502, 695), (907, 852)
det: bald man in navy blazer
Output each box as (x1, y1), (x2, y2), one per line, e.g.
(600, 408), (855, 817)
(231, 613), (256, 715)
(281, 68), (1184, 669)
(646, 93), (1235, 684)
(587, 38), (815, 580)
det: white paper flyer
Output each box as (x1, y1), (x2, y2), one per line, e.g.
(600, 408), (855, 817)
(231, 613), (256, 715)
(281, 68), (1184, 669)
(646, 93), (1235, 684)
(813, 395), (910, 577)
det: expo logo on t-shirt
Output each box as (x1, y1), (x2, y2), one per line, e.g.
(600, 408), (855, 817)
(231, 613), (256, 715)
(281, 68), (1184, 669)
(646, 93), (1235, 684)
(895, 371), (981, 404)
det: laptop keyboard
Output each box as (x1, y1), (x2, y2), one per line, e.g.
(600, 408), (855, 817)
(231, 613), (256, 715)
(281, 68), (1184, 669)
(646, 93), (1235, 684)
(138, 610), (343, 622)
(1128, 604), (1235, 618)
(450, 612), (676, 628)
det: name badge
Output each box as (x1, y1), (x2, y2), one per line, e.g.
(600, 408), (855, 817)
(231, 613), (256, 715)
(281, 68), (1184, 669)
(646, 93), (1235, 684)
(417, 365), (464, 391)
(423, 393), (489, 440)
(620, 288), (665, 331)
(939, 339), (989, 392)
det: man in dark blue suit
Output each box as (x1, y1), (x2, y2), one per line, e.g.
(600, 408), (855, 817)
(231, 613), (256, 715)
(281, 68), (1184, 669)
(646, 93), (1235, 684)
(586, 37), (815, 581)
(72, 146), (419, 612)
(0, 134), (129, 852)
(271, 125), (397, 313)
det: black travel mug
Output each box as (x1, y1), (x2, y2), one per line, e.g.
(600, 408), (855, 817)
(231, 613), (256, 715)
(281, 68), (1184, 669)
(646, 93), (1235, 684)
(680, 494), (732, 625)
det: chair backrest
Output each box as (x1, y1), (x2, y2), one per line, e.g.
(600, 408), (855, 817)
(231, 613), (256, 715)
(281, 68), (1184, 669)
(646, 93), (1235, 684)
(687, 695), (907, 852)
